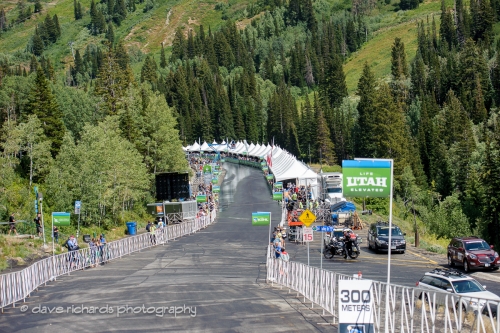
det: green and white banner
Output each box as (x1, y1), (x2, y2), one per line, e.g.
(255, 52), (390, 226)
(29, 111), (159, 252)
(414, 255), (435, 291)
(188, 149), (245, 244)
(273, 192), (283, 201)
(203, 165), (212, 174)
(212, 185), (220, 193)
(197, 195), (207, 203)
(252, 212), (271, 226)
(266, 174), (274, 180)
(52, 212), (71, 226)
(342, 160), (392, 198)
(262, 166), (268, 172)
(274, 182), (283, 189)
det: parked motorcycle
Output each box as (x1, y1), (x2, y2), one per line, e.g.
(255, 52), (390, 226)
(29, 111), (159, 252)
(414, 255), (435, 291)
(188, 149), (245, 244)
(324, 237), (360, 259)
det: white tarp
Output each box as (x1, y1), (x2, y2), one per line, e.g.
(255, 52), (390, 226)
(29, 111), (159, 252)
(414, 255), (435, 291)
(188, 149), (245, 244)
(200, 141), (210, 151)
(188, 141), (201, 152)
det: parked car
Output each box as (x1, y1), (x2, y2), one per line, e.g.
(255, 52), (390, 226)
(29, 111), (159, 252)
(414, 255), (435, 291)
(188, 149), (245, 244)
(416, 268), (500, 314)
(447, 236), (499, 273)
(367, 221), (406, 253)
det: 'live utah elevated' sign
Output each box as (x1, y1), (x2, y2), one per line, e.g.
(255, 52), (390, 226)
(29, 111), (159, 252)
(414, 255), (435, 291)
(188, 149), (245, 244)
(342, 160), (392, 198)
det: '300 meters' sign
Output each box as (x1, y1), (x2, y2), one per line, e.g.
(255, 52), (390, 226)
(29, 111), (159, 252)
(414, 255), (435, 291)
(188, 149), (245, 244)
(338, 279), (374, 333)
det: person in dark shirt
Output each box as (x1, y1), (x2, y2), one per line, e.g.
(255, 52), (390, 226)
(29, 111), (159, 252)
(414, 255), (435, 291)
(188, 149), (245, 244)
(8, 213), (18, 236)
(34, 213), (42, 237)
(53, 226), (59, 243)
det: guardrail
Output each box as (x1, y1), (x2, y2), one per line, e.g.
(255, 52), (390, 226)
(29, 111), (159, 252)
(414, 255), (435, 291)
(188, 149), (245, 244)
(0, 210), (217, 311)
(266, 248), (500, 332)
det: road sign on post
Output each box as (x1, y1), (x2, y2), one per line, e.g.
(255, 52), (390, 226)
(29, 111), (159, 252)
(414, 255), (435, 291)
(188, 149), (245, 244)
(299, 209), (316, 227)
(74, 201), (81, 214)
(302, 227), (313, 242)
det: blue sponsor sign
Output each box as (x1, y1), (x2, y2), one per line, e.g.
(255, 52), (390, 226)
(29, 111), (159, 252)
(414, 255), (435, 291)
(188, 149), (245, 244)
(312, 226), (333, 232)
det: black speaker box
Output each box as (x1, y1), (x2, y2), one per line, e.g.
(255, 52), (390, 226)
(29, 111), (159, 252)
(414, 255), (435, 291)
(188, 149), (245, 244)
(155, 172), (189, 201)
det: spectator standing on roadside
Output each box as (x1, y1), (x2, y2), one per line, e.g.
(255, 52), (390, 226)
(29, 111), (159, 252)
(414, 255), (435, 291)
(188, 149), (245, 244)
(53, 226), (59, 243)
(8, 213), (18, 236)
(34, 213), (42, 237)
(99, 234), (107, 264)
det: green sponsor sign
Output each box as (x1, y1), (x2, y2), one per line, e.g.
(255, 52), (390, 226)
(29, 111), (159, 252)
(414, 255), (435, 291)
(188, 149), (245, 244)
(252, 212), (271, 226)
(52, 212), (70, 226)
(197, 195), (207, 203)
(266, 174), (274, 180)
(212, 185), (220, 193)
(273, 192), (283, 201)
(220, 159), (225, 162)
(203, 165), (212, 174)
(261, 161), (266, 166)
(211, 178), (218, 184)
(215, 165), (220, 170)
(213, 171), (219, 176)
(342, 160), (392, 198)
(262, 166), (268, 172)
(274, 182), (283, 189)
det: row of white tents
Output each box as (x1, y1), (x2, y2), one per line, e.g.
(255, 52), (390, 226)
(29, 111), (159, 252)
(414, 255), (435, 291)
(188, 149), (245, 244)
(184, 141), (318, 191)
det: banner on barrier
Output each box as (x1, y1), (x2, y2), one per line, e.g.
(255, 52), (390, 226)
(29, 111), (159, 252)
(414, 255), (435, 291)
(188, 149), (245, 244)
(338, 279), (374, 333)
(342, 160), (391, 198)
(266, 174), (274, 180)
(252, 212), (270, 226)
(212, 185), (220, 193)
(273, 192), (283, 201)
(196, 195), (207, 203)
(274, 182), (283, 189)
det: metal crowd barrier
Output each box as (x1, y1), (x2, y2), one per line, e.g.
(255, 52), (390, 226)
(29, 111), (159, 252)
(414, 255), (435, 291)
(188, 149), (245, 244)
(0, 210), (217, 311)
(266, 246), (500, 332)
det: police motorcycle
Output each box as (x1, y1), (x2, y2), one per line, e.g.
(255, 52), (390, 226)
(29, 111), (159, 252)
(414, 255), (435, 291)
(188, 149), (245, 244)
(323, 229), (361, 259)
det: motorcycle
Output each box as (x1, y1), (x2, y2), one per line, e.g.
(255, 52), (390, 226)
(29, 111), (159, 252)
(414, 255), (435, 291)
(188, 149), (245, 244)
(323, 237), (360, 259)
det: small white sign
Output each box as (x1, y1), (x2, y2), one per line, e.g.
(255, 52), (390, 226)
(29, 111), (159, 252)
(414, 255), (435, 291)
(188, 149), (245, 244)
(303, 227), (313, 242)
(339, 279), (374, 327)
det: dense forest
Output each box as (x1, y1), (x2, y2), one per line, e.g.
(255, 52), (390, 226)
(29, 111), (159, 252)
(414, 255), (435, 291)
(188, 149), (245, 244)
(0, 0), (499, 249)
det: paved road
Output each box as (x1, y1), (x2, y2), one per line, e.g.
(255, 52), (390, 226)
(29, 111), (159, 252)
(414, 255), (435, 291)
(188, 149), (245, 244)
(0, 163), (330, 332)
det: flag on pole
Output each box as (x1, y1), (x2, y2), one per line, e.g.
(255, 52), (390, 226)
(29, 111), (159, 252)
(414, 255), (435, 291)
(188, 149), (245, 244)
(267, 142), (273, 168)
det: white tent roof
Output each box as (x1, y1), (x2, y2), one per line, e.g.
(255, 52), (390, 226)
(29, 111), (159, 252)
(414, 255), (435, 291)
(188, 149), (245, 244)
(200, 141), (210, 151)
(188, 141), (201, 152)
(248, 144), (261, 156)
(266, 147), (318, 182)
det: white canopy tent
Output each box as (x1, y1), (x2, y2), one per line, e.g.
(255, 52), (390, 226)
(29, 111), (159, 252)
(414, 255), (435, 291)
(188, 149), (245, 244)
(188, 141), (201, 152)
(200, 141), (210, 152)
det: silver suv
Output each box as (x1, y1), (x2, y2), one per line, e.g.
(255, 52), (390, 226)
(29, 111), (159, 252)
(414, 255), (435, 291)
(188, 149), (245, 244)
(416, 268), (500, 313)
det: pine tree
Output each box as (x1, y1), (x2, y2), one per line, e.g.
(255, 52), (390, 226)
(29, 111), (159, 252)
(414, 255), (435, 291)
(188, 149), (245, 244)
(53, 14), (61, 39)
(391, 37), (409, 80)
(0, 8), (7, 31)
(32, 27), (44, 56)
(95, 45), (129, 115)
(26, 67), (65, 156)
(74, 0), (83, 20)
(356, 62), (377, 157)
(29, 54), (38, 73)
(140, 55), (158, 89)
(44, 14), (57, 43)
(314, 94), (336, 165)
(34, 0), (42, 13)
(171, 27), (186, 61)
(320, 53), (347, 108)
(113, 0), (127, 25)
(160, 43), (166, 68)
(106, 23), (115, 45)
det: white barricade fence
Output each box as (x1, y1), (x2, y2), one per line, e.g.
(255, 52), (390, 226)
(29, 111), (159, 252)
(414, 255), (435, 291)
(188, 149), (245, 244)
(266, 245), (500, 333)
(0, 213), (216, 310)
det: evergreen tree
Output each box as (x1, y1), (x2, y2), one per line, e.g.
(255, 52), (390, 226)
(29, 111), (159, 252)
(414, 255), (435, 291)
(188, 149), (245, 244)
(113, 0), (127, 25)
(74, 0), (83, 20)
(44, 14), (57, 43)
(356, 62), (377, 157)
(26, 67), (65, 156)
(106, 23), (115, 45)
(480, 135), (500, 248)
(314, 94), (336, 165)
(391, 38), (409, 80)
(140, 55), (158, 89)
(160, 43), (166, 68)
(171, 28), (186, 61)
(0, 8), (7, 31)
(95, 45), (129, 115)
(32, 27), (44, 56)
(52, 14), (61, 39)
(320, 54), (348, 108)
(34, 0), (42, 13)
(29, 55), (38, 73)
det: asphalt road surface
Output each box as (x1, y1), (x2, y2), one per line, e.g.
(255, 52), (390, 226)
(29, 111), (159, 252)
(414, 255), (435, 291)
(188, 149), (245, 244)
(0, 163), (331, 333)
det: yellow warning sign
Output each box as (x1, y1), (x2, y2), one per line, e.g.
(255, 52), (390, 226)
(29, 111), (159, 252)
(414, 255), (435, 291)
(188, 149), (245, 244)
(299, 209), (316, 227)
